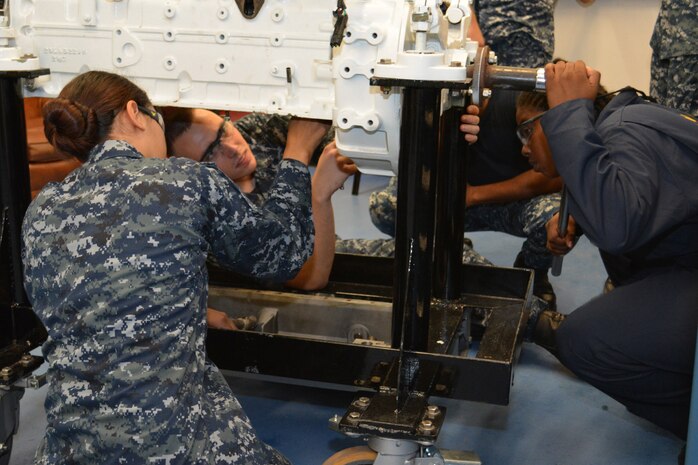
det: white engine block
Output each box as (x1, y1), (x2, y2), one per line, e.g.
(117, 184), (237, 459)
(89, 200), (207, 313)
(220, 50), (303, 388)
(0, 0), (479, 175)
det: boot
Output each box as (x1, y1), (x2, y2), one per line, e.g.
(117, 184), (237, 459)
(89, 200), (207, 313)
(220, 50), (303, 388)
(533, 309), (566, 357)
(514, 252), (557, 311)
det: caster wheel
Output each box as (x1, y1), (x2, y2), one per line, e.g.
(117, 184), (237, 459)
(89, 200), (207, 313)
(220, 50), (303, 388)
(322, 446), (377, 465)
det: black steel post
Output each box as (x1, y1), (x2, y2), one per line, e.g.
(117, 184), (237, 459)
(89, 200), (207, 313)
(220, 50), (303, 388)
(0, 74), (32, 309)
(391, 86), (440, 354)
(432, 103), (467, 300)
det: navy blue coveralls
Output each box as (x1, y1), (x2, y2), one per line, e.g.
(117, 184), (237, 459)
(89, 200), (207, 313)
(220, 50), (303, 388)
(541, 91), (698, 439)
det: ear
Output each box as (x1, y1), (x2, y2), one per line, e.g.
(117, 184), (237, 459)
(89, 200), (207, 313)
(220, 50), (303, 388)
(117, 100), (148, 132)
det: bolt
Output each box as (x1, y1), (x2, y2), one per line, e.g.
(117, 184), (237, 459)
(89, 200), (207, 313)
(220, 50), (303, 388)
(426, 405), (440, 417)
(482, 88), (492, 98)
(378, 58), (393, 65)
(0, 367), (12, 376)
(450, 61), (462, 67)
(328, 414), (341, 429)
(419, 419), (435, 432)
(370, 375), (382, 384)
(488, 51), (498, 65)
(348, 411), (361, 421)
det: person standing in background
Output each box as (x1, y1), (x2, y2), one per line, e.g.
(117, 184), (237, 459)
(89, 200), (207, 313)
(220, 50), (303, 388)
(650, 0), (698, 116)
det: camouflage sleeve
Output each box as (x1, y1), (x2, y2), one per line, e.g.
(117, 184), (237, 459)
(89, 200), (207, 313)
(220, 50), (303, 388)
(234, 112), (335, 161)
(474, 0), (554, 67)
(233, 113), (290, 148)
(650, 0), (698, 59)
(368, 176), (398, 237)
(203, 159), (314, 282)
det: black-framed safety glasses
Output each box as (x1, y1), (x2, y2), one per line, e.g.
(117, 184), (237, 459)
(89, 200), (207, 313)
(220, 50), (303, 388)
(515, 111), (546, 146)
(137, 105), (165, 131)
(200, 116), (230, 162)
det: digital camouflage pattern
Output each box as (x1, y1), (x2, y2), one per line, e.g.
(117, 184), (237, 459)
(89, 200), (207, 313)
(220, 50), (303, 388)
(650, 0), (698, 116)
(22, 140), (313, 464)
(233, 113), (334, 206)
(369, 177), (560, 270)
(335, 237), (490, 265)
(473, 0), (555, 68)
(368, 1), (557, 270)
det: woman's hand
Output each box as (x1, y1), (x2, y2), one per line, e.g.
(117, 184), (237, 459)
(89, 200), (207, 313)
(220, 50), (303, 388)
(206, 308), (237, 330)
(546, 212), (578, 256)
(545, 60), (601, 109)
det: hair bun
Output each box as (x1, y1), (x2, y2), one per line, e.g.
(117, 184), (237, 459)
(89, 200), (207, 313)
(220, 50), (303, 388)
(42, 98), (101, 161)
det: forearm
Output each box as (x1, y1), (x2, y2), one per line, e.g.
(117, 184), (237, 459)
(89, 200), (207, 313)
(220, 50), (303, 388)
(468, 171), (562, 206)
(211, 161), (314, 281)
(286, 196), (335, 290)
(542, 99), (661, 253)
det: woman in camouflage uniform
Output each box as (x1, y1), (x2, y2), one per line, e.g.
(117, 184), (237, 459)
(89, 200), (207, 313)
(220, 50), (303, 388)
(21, 71), (323, 464)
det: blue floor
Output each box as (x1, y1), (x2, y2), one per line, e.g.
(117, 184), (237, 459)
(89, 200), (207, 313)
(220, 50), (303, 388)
(9, 173), (686, 465)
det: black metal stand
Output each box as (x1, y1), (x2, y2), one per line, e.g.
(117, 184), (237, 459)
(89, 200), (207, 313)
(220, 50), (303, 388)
(0, 69), (49, 465)
(0, 73), (33, 309)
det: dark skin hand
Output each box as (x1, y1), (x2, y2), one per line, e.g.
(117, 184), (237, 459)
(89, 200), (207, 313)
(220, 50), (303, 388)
(545, 60), (601, 109)
(545, 212), (578, 256)
(459, 104), (481, 144)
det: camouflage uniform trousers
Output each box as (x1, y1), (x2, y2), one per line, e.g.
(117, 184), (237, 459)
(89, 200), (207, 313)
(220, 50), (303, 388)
(335, 237), (490, 265)
(368, 177), (560, 271)
(650, 54), (698, 117)
(473, 0), (555, 68)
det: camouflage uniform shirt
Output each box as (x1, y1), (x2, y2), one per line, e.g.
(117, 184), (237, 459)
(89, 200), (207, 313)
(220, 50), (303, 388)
(473, 0), (555, 67)
(233, 113), (334, 207)
(21, 140), (312, 464)
(649, 0), (698, 115)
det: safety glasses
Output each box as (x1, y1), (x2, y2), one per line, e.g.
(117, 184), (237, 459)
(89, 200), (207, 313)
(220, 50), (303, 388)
(515, 111), (546, 146)
(137, 105), (165, 132)
(200, 117), (230, 162)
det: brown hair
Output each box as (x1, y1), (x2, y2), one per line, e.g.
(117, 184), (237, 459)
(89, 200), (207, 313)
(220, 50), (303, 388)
(159, 106), (195, 157)
(42, 71), (152, 162)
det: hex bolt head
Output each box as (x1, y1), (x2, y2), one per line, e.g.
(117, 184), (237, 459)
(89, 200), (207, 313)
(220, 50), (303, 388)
(426, 405), (440, 417)
(419, 419), (435, 432)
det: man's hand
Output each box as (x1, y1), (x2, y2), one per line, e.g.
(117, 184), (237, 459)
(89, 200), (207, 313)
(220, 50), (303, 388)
(545, 212), (577, 256)
(459, 104), (480, 144)
(284, 118), (331, 165)
(545, 60), (601, 109)
(312, 141), (357, 201)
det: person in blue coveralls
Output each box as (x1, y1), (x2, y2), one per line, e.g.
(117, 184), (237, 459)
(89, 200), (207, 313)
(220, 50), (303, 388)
(465, 59), (698, 456)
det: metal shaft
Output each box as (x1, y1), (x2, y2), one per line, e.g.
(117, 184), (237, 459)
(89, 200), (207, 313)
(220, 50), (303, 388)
(551, 187), (569, 277)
